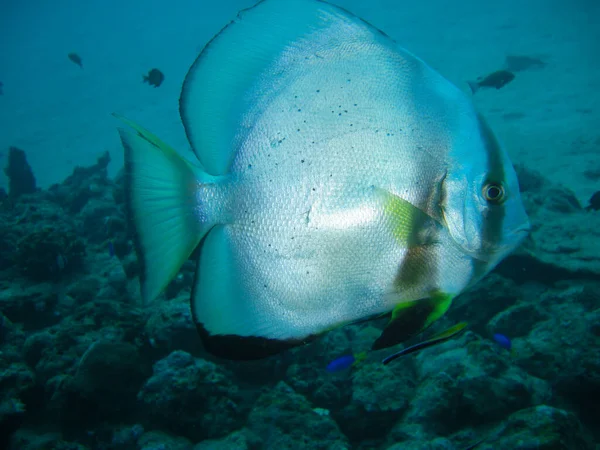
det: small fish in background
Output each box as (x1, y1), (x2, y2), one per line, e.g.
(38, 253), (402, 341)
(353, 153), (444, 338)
(585, 191), (600, 211)
(326, 351), (367, 373)
(68, 52), (83, 68)
(108, 241), (115, 258)
(143, 69), (164, 87)
(0, 81), (3, 95)
(382, 322), (468, 365)
(505, 54), (546, 72)
(467, 70), (515, 94)
(492, 332), (516, 357)
(493, 333), (511, 350)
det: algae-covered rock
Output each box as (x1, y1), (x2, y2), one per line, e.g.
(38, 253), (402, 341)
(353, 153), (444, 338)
(392, 332), (550, 438)
(138, 351), (246, 441)
(0, 283), (62, 331)
(4, 146), (36, 199)
(16, 224), (85, 281)
(72, 339), (147, 402)
(137, 430), (193, 450)
(247, 381), (349, 450)
(144, 296), (201, 357)
(479, 405), (594, 449)
(9, 429), (90, 450)
(514, 164), (600, 276)
(47, 151), (112, 214)
(336, 361), (416, 442)
(195, 429), (261, 450)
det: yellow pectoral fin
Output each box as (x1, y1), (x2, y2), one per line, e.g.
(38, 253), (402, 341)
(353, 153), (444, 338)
(374, 187), (437, 246)
(372, 291), (454, 350)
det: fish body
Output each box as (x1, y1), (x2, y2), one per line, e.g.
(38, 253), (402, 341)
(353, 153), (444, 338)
(68, 52), (83, 68)
(108, 241), (115, 258)
(143, 69), (164, 87)
(382, 322), (468, 364)
(468, 70), (515, 94)
(326, 351), (366, 372)
(116, 0), (529, 360)
(327, 355), (355, 372)
(505, 54), (545, 72)
(493, 333), (512, 350)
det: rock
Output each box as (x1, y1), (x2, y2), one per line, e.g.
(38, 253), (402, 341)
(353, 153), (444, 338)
(195, 429), (261, 450)
(336, 361), (416, 442)
(15, 224), (86, 281)
(480, 405), (594, 449)
(138, 351), (246, 441)
(390, 332), (550, 439)
(137, 430), (193, 450)
(47, 151), (112, 214)
(9, 429), (90, 450)
(72, 340), (148, 403)
(247, 381), (349, 450)
(513, 165), (600, 276)
(4, 146), (36, 199)
(144, 297), (202, 357)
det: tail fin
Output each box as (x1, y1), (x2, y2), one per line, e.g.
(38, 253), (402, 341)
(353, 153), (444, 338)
(114, 114), (213, 304)
(467, 80), (480, 94)
(142, 75), (149, 83)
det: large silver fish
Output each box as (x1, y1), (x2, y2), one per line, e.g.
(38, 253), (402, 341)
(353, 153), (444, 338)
(116, 0), (530, 360)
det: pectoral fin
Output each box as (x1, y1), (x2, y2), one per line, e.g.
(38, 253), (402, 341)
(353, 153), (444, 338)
(372, 291), (453, 350)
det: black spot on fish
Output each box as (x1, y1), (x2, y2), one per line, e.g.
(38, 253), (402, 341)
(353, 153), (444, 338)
(143, 68), (164, 87)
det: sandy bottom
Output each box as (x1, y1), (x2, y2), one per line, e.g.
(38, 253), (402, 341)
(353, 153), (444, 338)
(0, 0), (598, 203)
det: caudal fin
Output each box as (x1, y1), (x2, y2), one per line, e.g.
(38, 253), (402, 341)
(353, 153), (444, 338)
(114, 114), (213, 303)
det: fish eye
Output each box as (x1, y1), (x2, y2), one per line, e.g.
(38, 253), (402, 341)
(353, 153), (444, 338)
(482, 183), (505, 204)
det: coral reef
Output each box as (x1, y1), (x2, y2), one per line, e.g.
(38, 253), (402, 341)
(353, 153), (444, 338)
(0, 155), (598, 449)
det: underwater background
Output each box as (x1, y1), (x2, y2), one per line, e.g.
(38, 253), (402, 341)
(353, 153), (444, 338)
(1, 0), (599, 448)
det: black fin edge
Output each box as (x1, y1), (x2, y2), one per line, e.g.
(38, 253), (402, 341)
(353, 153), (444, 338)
(121, 136), (149, 303)
(194, 322), (311, 360)
(371, 299), (436, 350)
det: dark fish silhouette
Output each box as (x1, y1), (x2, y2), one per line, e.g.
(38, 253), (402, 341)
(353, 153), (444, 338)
(585, 191), (600, 211)
(0, 81), (3, 95)
(143, 69), (164, 87)
(505, 54), (546, 72)
(68, 52), (83, 68)
(468, 70), (515, 94)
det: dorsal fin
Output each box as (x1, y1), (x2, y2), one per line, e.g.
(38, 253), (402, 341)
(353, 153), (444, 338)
(179, 0), (390, 175)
